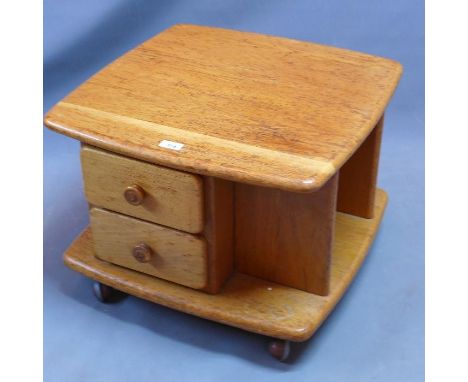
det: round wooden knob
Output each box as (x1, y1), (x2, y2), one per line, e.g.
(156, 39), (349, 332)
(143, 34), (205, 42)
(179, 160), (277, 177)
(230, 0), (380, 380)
(124, 185), (145, 205)
(132, 243), (153, 263)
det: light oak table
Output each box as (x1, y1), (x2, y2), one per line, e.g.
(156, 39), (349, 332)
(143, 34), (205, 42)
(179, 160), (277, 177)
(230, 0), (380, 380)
(45, 24), (402, 361)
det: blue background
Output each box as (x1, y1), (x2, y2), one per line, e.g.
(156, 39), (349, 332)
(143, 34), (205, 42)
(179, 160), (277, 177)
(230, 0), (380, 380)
(44, 1), (424, 381)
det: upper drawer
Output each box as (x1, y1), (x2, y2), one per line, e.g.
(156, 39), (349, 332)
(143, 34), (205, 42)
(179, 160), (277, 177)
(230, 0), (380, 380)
(81, 146), (204, 233)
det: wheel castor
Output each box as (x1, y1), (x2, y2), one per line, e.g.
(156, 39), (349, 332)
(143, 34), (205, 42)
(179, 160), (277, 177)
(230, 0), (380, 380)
(268, 339), (291, 361)
(93, 282), (115, 303)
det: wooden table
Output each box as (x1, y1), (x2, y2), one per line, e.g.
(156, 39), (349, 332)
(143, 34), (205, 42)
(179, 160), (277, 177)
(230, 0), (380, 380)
(44, 24), (402, 361)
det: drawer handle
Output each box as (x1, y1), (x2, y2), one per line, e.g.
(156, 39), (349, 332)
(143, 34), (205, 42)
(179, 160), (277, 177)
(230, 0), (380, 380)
(124, 184), (146, 205)
(132, 243), (153, 263)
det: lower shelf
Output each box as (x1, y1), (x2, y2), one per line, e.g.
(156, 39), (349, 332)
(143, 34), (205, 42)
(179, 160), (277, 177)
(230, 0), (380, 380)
(64, 189), (388, 342)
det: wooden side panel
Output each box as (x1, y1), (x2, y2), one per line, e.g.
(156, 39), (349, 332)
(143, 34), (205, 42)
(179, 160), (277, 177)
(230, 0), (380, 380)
(203, 177), (234, 294)
(235, 175), (339, 296)
(337, 116), (384, 218)
(89, 208), (207, 289)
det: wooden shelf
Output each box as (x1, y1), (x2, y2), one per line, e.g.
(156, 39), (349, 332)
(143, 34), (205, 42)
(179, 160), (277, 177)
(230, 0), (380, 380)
(64, 189), (387, 342)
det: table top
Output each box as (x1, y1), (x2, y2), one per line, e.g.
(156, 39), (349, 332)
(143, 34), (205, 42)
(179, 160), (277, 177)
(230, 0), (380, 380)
(44, 24), (402, 192)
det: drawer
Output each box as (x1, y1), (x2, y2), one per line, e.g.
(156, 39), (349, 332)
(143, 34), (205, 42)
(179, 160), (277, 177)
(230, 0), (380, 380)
(90, 208), (207, 289)
(81, 146), (204, 233)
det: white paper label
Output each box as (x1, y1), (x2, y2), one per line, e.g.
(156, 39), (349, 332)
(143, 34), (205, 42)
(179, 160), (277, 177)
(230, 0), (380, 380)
(158, 140), (184, 151)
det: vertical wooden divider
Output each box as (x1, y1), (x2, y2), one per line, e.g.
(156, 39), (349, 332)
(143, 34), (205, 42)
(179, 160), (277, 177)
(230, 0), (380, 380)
(337, 115), (384, 218)
(234, 175), (339, 296)
(203, 177), (234, 294)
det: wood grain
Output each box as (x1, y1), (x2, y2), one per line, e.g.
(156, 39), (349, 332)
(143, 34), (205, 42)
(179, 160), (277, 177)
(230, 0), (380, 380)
(235, 174), (338, 295)
(89, 208), (207, 289)
(203, 177), (234, 294)
(45, 24), (402, 192)
(81, 145), (204, 233)
(337, 116), (384, 218)
(65, 189), (388, 342)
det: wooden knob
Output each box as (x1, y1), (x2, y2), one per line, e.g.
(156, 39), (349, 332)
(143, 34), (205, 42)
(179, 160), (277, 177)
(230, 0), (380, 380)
(124, 185), (145, 205)
(132, 243), (153, 263)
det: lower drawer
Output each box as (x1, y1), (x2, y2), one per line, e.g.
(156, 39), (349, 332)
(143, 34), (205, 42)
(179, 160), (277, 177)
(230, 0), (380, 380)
(89, 208), (207, 289)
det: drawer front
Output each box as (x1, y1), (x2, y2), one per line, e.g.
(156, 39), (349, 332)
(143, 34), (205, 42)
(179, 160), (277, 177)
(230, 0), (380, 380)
(90, 208), (207, 289)
(81, 146), (204, 233)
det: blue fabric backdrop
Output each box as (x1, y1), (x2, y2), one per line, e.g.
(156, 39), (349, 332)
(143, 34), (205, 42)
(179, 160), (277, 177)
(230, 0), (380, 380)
(44, 1), (424, 380)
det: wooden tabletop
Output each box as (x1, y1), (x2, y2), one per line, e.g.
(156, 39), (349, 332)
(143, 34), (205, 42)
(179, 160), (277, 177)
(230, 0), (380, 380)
(45, 24), (402, 192)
